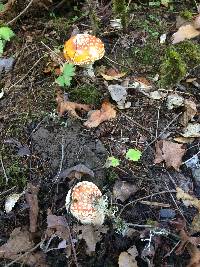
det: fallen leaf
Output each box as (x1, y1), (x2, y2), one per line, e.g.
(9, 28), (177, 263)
(113, 181), (138, 202)
(101, 68), (126, 80)
(4, 138), (30, 156)
(194, 13), (200, 29)
(0, 227), (48, 267)
(53, 163), (94, 182)
(166, 94), (184, 110)
(186, 78), (197, 83)
(172, 23), (200, 44)
(174, 136), (195, 144)
(84, 100), (116, 128)
(5, 192), (24, 213)
(110, 19), (122, 29)
(180, 100), (197, 126)
(160, 33), (167, 43)
(118, 245), (138, 267)
(105, 156), (120, 168)
(154, 140), (186, 171)
(108, 84), (130, 109)
(132, 77), (153, 94)
(176, 187), (200, 210)
(76, 224), (108, 255)
(56, 90), (91, 118)
(25, 183), (39, 233)
(0, 89), (3, 99)
(126, 149), (142, 162)
(0, 57), (14, 75)
(182, 123), (200, 138)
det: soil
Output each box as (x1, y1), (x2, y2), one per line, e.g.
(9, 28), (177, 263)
(0, 1), (200, 267)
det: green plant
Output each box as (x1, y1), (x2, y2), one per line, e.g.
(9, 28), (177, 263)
(180, 10), (193, 20)
(105, 156), (120, 168)
(0, 26), (15, 55)
(56, 63), (75, 87)
(112, 0), (129, 30)
(160, 41), (200, 87)
(126, 149), (142, 161)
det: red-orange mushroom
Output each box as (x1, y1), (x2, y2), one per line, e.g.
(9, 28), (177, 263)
(63, 34), (105, 66)
(65, 181), (106, 225)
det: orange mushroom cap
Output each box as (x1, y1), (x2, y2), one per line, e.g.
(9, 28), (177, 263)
(63, 34), (105, 65)
(65, 181), (105, 225)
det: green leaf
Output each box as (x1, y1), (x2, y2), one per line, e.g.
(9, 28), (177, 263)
(0, 3), (5, 12)
(0, 26), (15, 41)
(105, 156), (120, 168)
(125, 149), (142, 162)
(56, 76), (65, 86)
(56, 63), (75, 87)
(0, 39), (4, 55)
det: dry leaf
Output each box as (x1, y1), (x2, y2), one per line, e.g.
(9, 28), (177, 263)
(100, 68), (126, 80)
(53, 163), (94, 182)
(172, 23), (200, 44)
(154, 140), (186, 171)
(108, 84), (130, 109)
(0, 0), (15, 15)
(194, 14), (200, 29)
(118, 245), (138, 267)
(84, 100), (116, 128)
(166, 94), (184, 110)
(180, 100), (197, 126)
(5, 192), (24, 213)
(25, 183), (39, 233)
(182, 123), (200, 138)
(113, 181), (138, 202)
(176, 187), (200, 210)
(56, 90), (91, 118)
(174, 137), (195, 144)
(76, 225), (108, 255)
(0, 227), (48, 267)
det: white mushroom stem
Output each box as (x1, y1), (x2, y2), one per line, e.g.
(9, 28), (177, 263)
(83, 64), (95, 77)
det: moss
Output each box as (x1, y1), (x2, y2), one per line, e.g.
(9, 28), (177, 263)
(112, 0), (129, 30)
(106, 169), (118, 183)
(69, 85), (101, 105)
(160, 41), (200, 87)
(0, 157), (28, 189)
(180, 10), (193, 20)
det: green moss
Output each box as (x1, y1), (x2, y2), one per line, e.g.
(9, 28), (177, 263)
(112, 0), (129, 30)
(180, 10), (193, 20)
(106, 169), (118, 183)
(0, 158), (28, 189)
(160, 41), (200, 87)
(69, 85), (101, 105)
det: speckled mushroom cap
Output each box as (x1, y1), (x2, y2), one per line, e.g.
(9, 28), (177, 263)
(65, 181), (105, 225)
(63, 34), (105, 65)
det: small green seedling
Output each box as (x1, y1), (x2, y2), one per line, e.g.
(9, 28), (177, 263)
(125, 149), (142, 162)
(56, 63), (75, 87)
(105, 156), (120, 168)
(0, 26), (15, 55)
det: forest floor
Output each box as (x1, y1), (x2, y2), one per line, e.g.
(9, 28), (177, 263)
(0, 0), (200, 266)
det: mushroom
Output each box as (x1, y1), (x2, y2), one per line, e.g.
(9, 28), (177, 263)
(65, 181), (106, 225)
(63, 33), (105, 77)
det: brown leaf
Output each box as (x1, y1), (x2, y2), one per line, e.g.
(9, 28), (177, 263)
(75, 224), (108, 255)
(172, 23), (200, 44)
(113, 181), (138, 202)
(180, 100), (197, 126)
(25, 183), (39, 233)
(0, 0), (15, 15)
(154, 140), (186, 171)
(84, 100), (116, 128)
(100, 68), (126, 80)
(118, 245), (138, 267)
(53, 163), (94, 182)
(176, 187), (200, 211)
(0, 227), (48, 267)
(46, 211), (70, 240)
(56, 90), (91, 118)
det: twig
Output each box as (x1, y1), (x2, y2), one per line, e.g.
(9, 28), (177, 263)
(55, 137), (65, 184)
(118, 190), (176, 216)
(0, 154), (8, 184)
(4, 240), (43, 267)
(41, 41), (64, 64)
(65, 222), (79, 267)
(0, 186), (16, 197)
(7, 0), (34, 25)
(144, 112), (182, 151)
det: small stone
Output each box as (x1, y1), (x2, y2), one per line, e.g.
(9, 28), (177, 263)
(159, 209), (176, 220)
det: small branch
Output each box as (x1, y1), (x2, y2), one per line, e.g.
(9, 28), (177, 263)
(0, 154), (8, 184)
(7, 0), (34, 25)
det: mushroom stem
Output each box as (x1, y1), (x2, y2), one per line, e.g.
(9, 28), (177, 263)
(84, 64), (95, 77)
